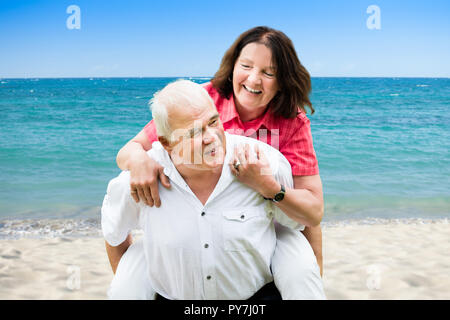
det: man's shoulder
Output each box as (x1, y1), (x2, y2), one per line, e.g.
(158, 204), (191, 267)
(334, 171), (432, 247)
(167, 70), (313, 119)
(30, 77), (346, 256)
(108, 170), (131, 190)
(104, 171), (132, 205)
(146, 141), (169, 166)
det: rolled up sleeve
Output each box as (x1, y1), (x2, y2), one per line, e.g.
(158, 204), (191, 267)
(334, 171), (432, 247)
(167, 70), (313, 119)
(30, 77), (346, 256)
(101, 171), (141, 246)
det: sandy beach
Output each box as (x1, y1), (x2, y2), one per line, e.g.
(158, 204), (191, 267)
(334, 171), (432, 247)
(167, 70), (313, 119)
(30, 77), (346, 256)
(0, 219), (448, 300)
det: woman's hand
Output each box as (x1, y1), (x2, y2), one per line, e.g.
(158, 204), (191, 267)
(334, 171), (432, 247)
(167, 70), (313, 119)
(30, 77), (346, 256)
(229, 143), (280, 199)
(128, 151), (171, 207)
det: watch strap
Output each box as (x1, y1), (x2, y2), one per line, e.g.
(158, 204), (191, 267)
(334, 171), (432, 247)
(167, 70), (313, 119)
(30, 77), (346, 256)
(263, 184), (285, 202)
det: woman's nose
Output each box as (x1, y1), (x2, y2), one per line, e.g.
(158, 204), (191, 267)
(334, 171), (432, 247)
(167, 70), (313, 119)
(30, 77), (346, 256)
(247, 69), (262, 85)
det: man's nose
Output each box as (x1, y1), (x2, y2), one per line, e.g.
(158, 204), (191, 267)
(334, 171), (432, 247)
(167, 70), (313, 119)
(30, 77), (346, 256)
(203, 128), (215, 144)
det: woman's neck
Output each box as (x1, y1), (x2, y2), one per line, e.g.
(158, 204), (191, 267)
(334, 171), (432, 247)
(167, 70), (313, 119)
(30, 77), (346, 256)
(234, 99), (268, 122)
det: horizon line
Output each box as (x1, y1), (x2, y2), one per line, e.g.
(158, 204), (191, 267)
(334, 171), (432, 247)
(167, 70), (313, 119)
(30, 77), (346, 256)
(1, 76), (449, 80)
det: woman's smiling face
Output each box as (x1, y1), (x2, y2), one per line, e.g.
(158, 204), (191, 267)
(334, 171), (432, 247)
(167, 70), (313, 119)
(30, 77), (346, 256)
(232, 42), (279, 120)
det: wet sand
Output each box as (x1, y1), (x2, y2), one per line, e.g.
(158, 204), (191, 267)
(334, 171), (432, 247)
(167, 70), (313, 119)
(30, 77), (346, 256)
(0, 219), (449, 299)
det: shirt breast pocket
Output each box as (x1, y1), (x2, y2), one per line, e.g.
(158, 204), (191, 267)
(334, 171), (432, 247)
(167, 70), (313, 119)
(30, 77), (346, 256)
(221, 208), (272, 252)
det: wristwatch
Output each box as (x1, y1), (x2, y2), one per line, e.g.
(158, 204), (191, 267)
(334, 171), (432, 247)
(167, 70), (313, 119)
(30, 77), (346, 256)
(263, 184), (286, 203)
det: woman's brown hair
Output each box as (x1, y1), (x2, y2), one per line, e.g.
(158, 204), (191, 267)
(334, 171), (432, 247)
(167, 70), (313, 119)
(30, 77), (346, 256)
(212, 26), (314, 118)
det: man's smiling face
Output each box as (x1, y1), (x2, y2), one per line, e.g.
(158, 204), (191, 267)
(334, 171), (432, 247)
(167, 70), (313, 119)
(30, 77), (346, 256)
(165, 103), (226, 171)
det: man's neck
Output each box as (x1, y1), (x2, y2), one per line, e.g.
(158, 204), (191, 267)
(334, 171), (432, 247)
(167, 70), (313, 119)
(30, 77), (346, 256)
(176, 164), (223, 205)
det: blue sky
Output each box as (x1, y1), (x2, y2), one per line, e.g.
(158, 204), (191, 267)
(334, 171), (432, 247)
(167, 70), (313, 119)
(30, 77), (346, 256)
(0, 0), (449, 78)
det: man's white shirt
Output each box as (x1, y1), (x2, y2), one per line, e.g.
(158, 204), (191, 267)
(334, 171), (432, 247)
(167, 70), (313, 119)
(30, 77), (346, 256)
(102, 132), (304, 300)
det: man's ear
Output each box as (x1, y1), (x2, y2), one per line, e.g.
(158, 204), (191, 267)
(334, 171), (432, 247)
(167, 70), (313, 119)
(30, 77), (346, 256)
(158, 136), (172, 151)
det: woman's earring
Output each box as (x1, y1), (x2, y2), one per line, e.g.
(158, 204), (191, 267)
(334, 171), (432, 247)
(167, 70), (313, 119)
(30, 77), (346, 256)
(228, 76), (232, 82)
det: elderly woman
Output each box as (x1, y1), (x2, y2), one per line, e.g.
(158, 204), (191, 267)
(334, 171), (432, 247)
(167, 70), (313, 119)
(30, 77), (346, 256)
(113, 26), (324, 299)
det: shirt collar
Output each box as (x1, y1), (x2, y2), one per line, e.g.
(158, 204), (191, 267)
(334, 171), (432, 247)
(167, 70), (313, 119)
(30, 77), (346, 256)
(147, 142), (184, 187)
(203, 132), (236, 204)
(244, 107), (275, 131)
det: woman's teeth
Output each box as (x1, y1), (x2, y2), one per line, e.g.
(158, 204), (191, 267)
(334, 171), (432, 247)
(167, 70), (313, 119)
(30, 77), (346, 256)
(243, 85), (262, 94)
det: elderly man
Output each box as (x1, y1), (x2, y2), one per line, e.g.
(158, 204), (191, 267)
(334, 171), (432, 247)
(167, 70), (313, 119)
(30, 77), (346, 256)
(102, 80), (325, 300)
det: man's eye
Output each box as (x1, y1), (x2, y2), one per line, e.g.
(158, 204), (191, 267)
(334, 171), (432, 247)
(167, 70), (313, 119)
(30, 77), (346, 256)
(188, 129), (201, 138)
(209, 120), (218, 126)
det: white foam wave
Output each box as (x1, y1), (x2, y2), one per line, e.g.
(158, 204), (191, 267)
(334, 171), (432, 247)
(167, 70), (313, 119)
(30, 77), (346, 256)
(322, 217), (449, 228)
(0, 218), (102, 240)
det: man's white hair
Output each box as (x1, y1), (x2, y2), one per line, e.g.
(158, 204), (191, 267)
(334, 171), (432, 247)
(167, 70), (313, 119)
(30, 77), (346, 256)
(149, 80), (216, 142)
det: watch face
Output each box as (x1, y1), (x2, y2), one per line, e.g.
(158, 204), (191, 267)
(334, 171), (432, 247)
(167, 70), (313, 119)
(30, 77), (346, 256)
(274, 193), (284, 202)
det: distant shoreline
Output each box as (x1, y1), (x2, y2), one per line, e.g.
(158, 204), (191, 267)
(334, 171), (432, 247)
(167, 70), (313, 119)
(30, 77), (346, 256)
(0, 216), (448, 241)
(1, 76), (449, 80)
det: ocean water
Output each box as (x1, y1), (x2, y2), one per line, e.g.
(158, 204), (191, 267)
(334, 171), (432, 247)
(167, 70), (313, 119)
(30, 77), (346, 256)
(0, 77), (449, 238)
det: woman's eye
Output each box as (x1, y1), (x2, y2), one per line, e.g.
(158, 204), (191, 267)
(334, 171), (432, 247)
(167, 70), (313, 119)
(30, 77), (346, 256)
(264, 71), (274, 77)
(241, 64), (251, 69)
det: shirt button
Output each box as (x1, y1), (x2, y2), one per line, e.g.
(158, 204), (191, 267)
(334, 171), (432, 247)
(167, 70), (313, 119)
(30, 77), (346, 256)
(204, 244), (209, 248)
(201, 212), (205, 216)
(206, 275), (211, 280)
(240, 215), (245, 220)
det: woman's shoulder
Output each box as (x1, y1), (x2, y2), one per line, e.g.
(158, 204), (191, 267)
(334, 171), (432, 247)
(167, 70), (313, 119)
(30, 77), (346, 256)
(274, 108), (311, 130)
(295, 109), (310, 122)
(202, 81), (230, 112)
(202, 81), (218, 97)
(201, 81), (212, 90)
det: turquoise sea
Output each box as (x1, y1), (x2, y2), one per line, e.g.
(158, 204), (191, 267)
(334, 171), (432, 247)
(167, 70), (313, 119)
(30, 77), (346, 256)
(0, 77), (449, 238)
